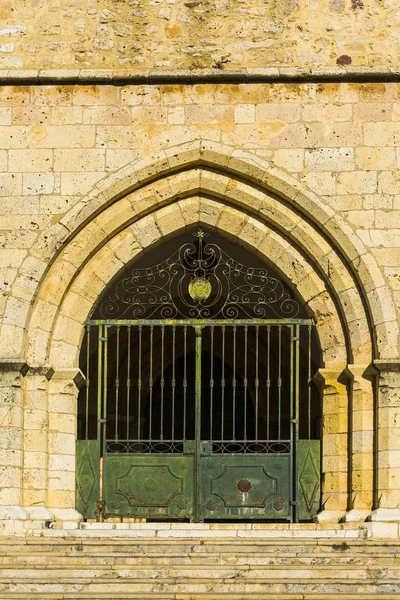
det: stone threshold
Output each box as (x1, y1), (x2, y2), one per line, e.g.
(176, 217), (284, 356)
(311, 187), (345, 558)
(0, 66), (400, 85)
(2, 507), (400, 539)
(2, 521), (400, 540)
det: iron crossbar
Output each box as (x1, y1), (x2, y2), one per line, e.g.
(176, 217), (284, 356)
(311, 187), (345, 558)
(88, 318), (314, 326)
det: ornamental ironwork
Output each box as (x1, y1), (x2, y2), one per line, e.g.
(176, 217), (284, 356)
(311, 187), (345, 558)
(97, 229), (301, 319)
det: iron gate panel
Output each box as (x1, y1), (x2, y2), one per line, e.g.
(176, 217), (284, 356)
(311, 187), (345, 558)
(297, 439), (321, 521)
(76, 440), (100, 520)
(77, 319), (320, 522)
(103, 453), (195, 519)
(200, 447), (291, 520)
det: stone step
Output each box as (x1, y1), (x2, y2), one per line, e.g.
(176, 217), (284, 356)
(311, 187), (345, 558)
(0, 578), (399, 595)
(1, 563), (400, 577)
(2, 553), (399, 566)
(2, 537), (400, 548)
(1, 596), (400, 600)
(0, 536), (398, 598)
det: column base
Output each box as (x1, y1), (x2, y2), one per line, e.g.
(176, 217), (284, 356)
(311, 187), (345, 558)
(0, 506), (53, 535)
(314, 509), (346, 524)
(51, 508), (83, 530)
(344, 509), (371, 523)
(369, 508), (400, 522)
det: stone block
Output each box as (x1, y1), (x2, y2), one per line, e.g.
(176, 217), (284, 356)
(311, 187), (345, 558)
(366, 521), (399, 539)
(52, 508), (83, 522)
(0, 506), (27, 519)
(315, 510), (346, 524)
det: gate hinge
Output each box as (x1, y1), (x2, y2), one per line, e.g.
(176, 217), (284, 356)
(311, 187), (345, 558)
(289, 501), (297, 506)
(100, 418), (107, 423)
(291, 419), (298, 424)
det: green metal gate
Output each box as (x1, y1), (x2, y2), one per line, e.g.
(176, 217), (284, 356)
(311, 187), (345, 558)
(76, 230), (321, 522)
(77, 319), (320, 522)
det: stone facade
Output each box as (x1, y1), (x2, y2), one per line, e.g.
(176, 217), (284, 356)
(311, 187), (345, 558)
(0, 2), (400, 540)
(0, 0), (398, 71)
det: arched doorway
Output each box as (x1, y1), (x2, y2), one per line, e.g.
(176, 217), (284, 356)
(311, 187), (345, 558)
(76, 228), (322, 522)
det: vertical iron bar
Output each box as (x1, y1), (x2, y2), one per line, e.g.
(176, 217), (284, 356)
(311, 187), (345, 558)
(137, 325), (142, 441)
(308, 324), (312, 440)
(232, 325), (237, 440)
(97, 324), (103, 515)
(295, 324), (300, 443)
(85, 323), (90, 440)
(160, 324), (165, 440)
(194, 326), (202, 522)
(210, 325), (214, 440)
(171, 325), (176, 440)
(266, 325), (270, 440)
(294, 324), (301, 523)
(289, 325), (294, 523)
(255, 325), (259, 441)
(278, 325), (282, 440)
(126, 325), (131, 440)
(115, 325), (120, 440)
(103, 326), (108, 455)
(183, 325), (187, 441)
(149, 325), (154, 440)
(221, 325), (225, 440)
(97, 325), (103, 446)
(243, 325), (248, 441)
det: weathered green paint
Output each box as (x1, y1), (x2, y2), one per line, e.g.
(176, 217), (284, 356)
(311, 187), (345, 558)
(103, 454), (195, 519)
(297, 439), (321, 520)
(200, 443), (291, 520)
(76, 440), (100, 520)
(77, 319), (321, 522)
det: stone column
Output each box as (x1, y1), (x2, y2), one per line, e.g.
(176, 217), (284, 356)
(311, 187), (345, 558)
(0, 360), (27, 513)
(371, 360), (400, 523)
(314, 368), (349, 523)
(344, 364), (375, 522)
(22, 366), (53, 510)
(47, 369), (84, 522)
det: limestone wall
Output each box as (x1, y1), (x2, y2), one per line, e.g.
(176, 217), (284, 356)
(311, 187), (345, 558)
(0, 82), (399, 333)
(0, 81), (399, 518)
(0, 1), (398, 71)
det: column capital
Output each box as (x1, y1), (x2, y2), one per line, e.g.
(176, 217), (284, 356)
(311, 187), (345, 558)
(313, 367), (348, 388)
(24, 364), (54, 380)
(345, 363), (378, 380)
(0, 359), (28, 375)
(50, 368), (86, 389)
(374, 359), (400, 373)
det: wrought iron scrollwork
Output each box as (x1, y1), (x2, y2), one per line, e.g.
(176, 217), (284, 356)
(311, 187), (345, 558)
(98, 229), (300, 319)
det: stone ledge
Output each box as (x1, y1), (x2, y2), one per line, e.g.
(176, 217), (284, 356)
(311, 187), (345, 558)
(0, 67), (399, 85)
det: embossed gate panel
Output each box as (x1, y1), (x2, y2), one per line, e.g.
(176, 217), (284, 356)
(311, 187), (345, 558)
(103, 453), (195, 519)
